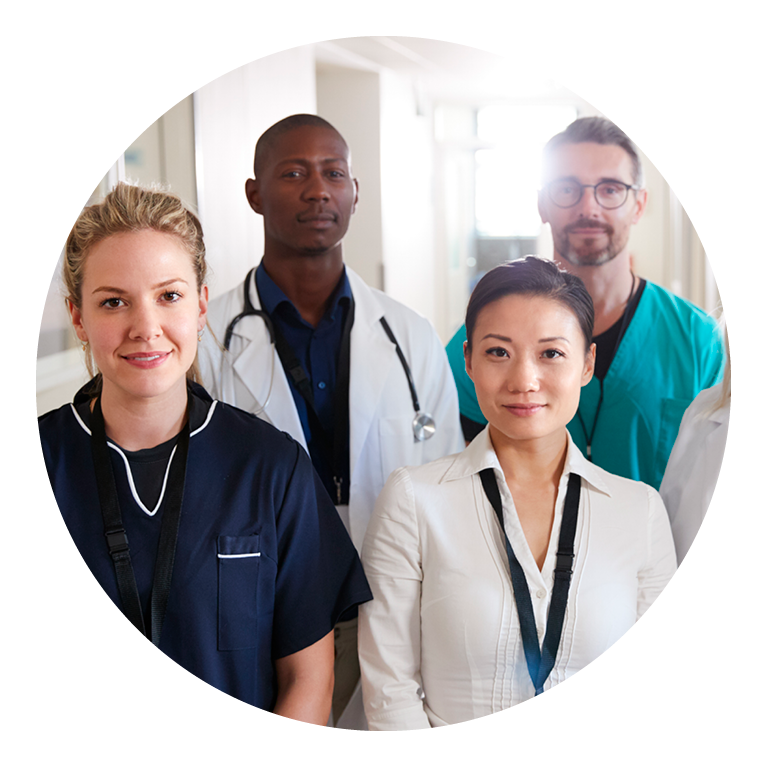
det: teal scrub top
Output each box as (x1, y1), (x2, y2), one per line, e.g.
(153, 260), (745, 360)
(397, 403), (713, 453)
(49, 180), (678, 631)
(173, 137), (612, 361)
(445, 281), (724, 490)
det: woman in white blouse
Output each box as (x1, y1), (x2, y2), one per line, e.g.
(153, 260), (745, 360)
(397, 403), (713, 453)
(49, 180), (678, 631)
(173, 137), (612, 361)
(358, 256), (677, 729)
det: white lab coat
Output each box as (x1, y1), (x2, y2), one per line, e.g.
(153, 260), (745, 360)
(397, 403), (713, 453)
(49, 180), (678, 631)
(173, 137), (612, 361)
(199, 267), (464, 554)
(659, 382), (730, 564)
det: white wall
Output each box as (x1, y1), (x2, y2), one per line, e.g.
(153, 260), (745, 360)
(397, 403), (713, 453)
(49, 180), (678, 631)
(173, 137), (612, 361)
(379, 69), (437, 327)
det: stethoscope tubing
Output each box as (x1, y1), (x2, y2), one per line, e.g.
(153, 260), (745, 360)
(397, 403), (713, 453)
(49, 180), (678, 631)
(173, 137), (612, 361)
(222, 268), (436, 441)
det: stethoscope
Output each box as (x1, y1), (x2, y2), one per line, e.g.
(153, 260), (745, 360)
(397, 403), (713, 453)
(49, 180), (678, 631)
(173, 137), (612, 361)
(223, 268), (436, 442)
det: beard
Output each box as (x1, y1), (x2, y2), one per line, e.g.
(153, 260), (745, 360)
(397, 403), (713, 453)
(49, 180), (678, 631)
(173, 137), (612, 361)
(553, 221), (628, 267)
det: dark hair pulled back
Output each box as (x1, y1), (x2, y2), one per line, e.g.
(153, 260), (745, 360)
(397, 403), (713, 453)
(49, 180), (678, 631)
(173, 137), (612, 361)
(465, 256), (594, 352)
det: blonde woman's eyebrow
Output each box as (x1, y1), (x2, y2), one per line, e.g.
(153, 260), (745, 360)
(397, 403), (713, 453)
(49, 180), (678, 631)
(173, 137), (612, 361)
(91, 279), (190, 295)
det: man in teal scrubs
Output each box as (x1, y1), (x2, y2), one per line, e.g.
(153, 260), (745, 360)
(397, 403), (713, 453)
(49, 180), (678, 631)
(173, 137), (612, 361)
(446, 117), (723, 490)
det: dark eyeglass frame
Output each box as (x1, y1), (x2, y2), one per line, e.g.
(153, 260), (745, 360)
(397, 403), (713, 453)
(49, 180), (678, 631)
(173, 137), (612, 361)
(545, 180), (641, 210)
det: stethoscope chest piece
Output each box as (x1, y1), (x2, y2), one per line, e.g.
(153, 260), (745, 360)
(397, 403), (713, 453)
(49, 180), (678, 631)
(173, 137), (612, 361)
(413, 411), (436, 442)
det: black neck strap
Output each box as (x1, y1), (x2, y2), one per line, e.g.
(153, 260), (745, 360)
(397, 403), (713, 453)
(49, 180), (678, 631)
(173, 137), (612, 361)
(257, 278), (355, 506)
(576, 273), (637, 460)
(479, 467), (581, 695)
(90, 394), (190, 645)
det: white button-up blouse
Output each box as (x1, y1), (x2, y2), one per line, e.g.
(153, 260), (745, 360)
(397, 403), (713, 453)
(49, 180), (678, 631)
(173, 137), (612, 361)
(358, 429), (677, 730)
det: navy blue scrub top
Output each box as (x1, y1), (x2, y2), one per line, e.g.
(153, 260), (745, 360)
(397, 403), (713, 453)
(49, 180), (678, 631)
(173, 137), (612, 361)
(38, 380), (372, 711)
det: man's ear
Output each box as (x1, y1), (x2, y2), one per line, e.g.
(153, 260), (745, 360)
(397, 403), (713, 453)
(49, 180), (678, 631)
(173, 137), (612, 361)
(631, 188), (648, 225)
(537, 189), (549, 225)
(352, 178), (360, 214)
(245, 178), (262, 214)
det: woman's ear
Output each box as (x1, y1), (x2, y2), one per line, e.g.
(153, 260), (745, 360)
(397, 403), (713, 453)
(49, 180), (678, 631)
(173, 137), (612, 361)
(67, 299), (87, 343)
(197, 285), (209, 332)
(463, 340), (474, 381)
(582, 342), (596, 387)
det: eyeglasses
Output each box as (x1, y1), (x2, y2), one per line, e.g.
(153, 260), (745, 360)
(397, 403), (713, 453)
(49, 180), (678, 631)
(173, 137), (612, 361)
(545, 180), (640, 209)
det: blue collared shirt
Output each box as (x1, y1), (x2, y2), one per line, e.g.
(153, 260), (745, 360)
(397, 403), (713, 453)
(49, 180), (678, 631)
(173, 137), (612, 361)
(255, 263), (352, 502)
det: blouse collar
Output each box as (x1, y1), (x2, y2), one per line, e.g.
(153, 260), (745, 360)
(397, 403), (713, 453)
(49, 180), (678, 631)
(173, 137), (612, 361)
(443, 426), (612, 497)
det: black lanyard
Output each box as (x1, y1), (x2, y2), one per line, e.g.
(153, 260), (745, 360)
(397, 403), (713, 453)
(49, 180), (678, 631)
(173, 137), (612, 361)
(90, 395), (190, 645)
(479, 468), (581, 695)
(576, 274), (637, 461)
(257, 281), (356, 506)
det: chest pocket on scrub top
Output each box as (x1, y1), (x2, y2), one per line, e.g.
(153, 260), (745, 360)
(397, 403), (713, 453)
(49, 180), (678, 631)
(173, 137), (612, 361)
(217, 534), (268, 651)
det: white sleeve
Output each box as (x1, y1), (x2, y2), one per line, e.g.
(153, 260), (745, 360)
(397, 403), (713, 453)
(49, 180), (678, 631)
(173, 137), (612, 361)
(358, 468), (431, 730)
(637, 485), (678, 618)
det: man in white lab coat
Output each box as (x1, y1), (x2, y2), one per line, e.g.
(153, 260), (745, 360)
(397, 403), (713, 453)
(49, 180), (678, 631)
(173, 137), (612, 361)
(198, 114), (463, 728)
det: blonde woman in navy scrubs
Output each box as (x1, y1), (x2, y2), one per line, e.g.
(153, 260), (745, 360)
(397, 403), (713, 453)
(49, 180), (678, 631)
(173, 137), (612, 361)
(38, 183), (371, 722)
(359, 257), (677, 728)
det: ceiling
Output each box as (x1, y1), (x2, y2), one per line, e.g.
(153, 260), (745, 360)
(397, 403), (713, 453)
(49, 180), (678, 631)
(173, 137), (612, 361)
(315, 36), (581, 105)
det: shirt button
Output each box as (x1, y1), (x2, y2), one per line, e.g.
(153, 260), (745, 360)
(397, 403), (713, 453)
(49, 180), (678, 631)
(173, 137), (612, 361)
(537, 627), (544, 638)
(317, 381), (326, 390)
(536, 589), (545, 599)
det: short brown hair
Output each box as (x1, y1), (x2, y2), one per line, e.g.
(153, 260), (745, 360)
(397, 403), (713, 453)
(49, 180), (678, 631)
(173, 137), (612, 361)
(542, 116), (644, 187)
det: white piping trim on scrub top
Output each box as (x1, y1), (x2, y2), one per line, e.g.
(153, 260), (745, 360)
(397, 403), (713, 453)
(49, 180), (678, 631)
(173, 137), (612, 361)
(217, 552), (262, 559)
(70, 398), (218, 517)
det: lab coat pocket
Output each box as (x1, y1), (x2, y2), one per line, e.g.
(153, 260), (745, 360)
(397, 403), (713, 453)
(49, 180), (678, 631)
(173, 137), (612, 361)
(217, 534), (262, 651)
(378, 416), (419, 485)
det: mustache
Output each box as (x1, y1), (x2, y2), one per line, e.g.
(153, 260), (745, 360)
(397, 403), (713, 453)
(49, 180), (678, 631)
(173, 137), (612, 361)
(565, 220), (613, 235)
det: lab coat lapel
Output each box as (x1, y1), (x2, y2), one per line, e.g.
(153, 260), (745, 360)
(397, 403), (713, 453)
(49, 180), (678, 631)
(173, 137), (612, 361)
(229, 286), (307, 450)
(347, 270), (396, 481)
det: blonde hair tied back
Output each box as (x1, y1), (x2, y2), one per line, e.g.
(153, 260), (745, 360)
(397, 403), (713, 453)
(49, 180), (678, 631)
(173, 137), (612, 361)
(63, 181), (207, 385)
